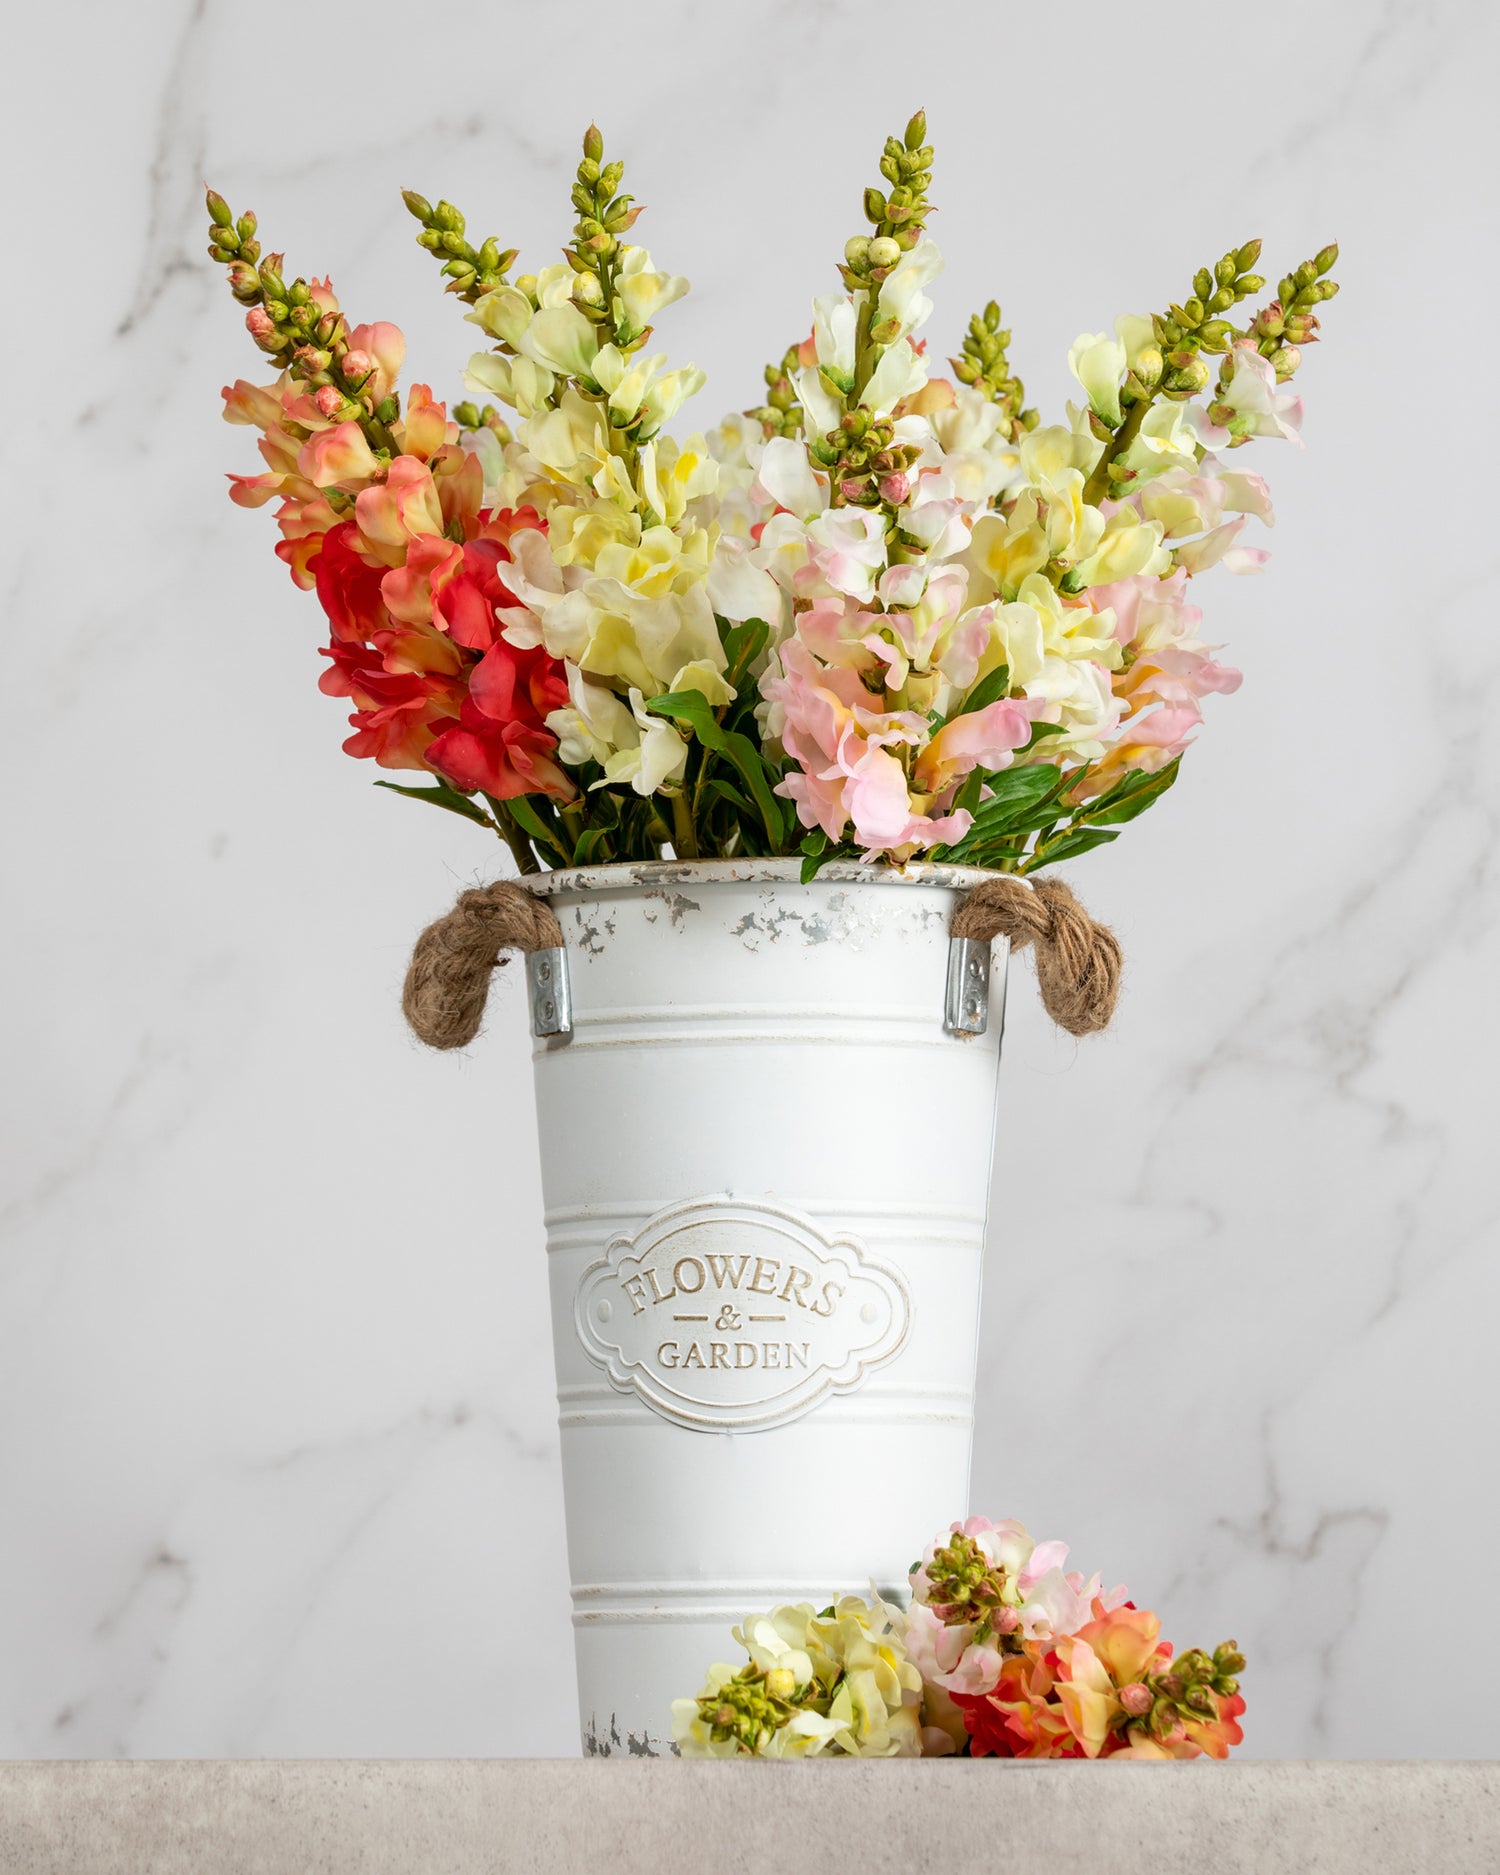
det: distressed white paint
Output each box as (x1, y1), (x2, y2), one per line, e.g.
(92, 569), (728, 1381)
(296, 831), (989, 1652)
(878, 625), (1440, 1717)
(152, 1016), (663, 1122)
(530, 867), (1003, 1750)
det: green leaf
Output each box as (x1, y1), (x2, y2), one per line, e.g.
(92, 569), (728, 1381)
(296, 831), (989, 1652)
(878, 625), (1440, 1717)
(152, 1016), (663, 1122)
(1024, 720), (1068, 748)
(505, 793), (571, 863)
(944, 763), (1074, 862)
(1023, 826), (1120, 871)
(374, 779), (495, 829)
(955, 663), (1012, 720)
(646, 689), (788, 847)
(720, 618), (770, 690)
(1075, 757), (1182, 829)
(799, 831), (855, 883)
(705, 775), (754, 815)
(970, 764), (1069, 828)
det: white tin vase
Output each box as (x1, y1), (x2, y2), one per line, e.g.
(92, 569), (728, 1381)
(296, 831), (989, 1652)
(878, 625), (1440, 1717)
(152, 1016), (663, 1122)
(524, 860), (1009, 1755)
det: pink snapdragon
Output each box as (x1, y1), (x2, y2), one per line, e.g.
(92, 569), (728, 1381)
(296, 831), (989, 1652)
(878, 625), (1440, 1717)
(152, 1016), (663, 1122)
(762, 639), (974, 854)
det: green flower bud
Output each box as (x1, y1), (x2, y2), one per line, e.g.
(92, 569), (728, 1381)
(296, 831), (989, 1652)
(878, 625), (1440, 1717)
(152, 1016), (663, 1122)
(844, 235), (871, 269)
(867, 235), (901, 268)
(904, 108), (926, 150)
(402, 189), (433, 222)
(583, 123), (604, 162)
(1236, 238), (1263, 271)
(863, 186), (887, 225)
(1215, 255), (1237, 285)
(205, 189), (233, 227)
(1314, 242), (1339, 275)
(1193, 267), (1213, 299)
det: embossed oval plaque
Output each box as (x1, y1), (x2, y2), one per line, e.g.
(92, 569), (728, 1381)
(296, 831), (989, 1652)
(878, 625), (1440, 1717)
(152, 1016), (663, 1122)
(574, 1195), (912, 1432)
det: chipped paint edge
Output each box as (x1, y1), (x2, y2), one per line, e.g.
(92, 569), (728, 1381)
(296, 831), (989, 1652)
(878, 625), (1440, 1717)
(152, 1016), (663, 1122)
(525, 858), (1012, 898)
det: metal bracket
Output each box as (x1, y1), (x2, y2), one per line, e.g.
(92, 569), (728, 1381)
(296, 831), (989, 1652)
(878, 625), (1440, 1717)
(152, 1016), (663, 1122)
(944, 936), (991, 1036)
(526, 946), (572, 1039)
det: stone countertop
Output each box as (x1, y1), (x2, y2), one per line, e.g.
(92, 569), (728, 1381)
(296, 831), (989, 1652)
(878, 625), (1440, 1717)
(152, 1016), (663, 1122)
(2, 1761), (1497, 1875)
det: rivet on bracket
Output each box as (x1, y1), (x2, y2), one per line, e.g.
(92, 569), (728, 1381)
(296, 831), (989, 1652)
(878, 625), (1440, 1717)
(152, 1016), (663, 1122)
(944, 936), (990, 1036)
(526, 946), (572, 1039)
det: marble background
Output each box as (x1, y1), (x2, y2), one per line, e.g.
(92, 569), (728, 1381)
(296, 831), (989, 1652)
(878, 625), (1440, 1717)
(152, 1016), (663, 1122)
(2, 0), (1495, 1760)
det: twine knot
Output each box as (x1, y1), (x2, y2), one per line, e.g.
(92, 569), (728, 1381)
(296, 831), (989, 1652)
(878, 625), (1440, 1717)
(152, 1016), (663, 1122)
(950, 875), (1121, 1036)
(402, 880), (562, 1051)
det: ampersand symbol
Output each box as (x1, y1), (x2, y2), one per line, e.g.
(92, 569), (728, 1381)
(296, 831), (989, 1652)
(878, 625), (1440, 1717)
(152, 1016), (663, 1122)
(715, 1304), (742, 1331)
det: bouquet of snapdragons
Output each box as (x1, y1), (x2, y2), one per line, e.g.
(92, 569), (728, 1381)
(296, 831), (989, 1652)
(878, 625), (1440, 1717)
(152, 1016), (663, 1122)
(672, 1514), (1245, 1760)
(208, 113), (1336, 880)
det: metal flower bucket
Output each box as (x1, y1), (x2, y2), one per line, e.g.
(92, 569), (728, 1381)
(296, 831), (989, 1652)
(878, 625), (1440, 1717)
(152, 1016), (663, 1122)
(525, 861), (1007, 1753)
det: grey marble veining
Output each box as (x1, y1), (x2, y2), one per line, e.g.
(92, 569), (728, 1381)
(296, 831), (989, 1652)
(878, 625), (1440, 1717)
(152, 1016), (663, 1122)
(1, 0), (1495, 1759)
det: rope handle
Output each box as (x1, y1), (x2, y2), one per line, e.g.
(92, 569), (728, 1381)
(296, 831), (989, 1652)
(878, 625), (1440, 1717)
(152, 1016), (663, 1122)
(401, 873), (1120, 1050)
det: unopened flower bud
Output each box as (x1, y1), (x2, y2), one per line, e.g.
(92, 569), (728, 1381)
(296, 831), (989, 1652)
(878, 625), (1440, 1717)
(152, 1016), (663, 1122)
(867, 235), (901, 269)
(878, 471), (910, 504)
(402, 189), (433, 222)
(1120, 1683), (1152, 1717)
(1271, 344), (1301, 380)
(996, 1606), (1021, 1634)
(1165, 354), (1210, 395)
(342, 348), (373, 384)
(245, 306), (277, 343)
(844, 235), (871, 270)
(314, 385), (344, 417)
(572, 271), (604, 307)
(1132, 346), (1163, 388)
(434, 199), (464, 233)
(765, 1668), (796, 1701)
(583, 123), (604, 163)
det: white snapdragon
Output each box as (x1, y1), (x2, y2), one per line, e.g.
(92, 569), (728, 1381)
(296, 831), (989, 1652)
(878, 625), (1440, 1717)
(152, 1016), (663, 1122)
(876, 236), (943, 338)
(1068, 329), (1128, 427)
(613, 245), (691, 334)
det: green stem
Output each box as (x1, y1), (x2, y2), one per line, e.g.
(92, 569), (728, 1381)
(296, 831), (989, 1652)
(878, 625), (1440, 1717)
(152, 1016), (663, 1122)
(1082, 394), (1155, 506)
(670, 791), (699, 860)
(487, 799), (542, 875)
